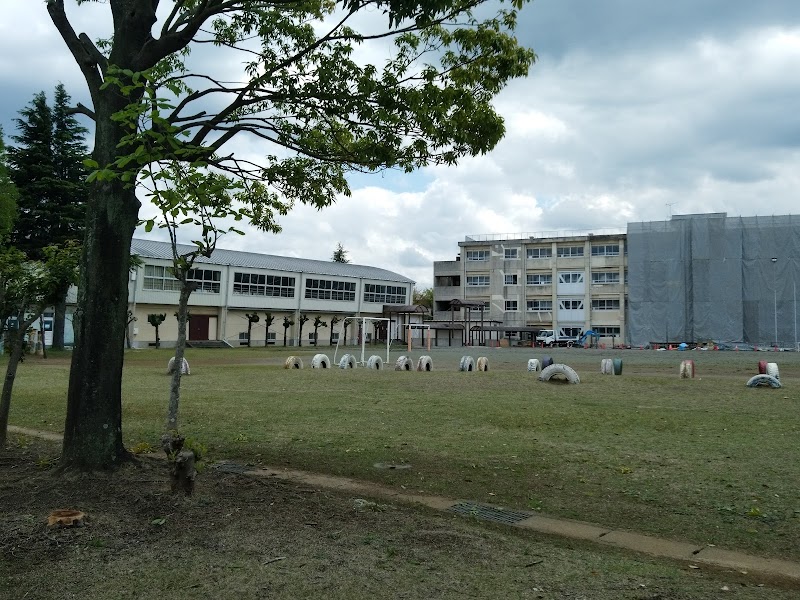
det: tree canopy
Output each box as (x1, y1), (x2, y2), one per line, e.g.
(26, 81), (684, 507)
(331, 242), (350, 263)
(0, 128), (17, 239)
(47, 0), (536, 469)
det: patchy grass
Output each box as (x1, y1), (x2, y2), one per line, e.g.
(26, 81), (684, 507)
(4, 346), (800, 562)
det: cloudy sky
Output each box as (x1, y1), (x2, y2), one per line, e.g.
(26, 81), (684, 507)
(2, 1), (800, 289)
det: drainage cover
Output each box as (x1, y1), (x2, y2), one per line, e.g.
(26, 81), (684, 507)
(373, 462), (412, 470)
(447, 501), (533, 525)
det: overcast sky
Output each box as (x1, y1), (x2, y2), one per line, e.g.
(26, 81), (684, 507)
(2, 1), (800, 289)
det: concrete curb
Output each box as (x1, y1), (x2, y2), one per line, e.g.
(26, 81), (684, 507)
(10, 425), (800, 587)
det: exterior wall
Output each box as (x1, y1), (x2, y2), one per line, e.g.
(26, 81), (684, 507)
(127, 256), (413, 348)
(433, 232), (628, 343)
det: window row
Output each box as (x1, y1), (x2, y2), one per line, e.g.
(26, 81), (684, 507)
(466, 272), (622, 286)
(233, 272), (296, 297)
(305, 278), (356, 302)
(363, 284), (407, 304)
(465, 245), (621, 261)
(499, 298), (620, 311)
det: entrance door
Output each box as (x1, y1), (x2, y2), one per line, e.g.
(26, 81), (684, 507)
(188, 315), (210, 341)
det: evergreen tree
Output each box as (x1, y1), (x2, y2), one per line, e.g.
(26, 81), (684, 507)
(332, 243), (350, 263)
(8, 85), (88, 350)
(0, 128), (17, 240)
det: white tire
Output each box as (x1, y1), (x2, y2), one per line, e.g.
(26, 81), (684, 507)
(311, 353), (331, 369)
(746, 374), (782, 388)
(167, 357), (190, 375)
(459, 356), (475, 372)
(284, 356), (303, 369)
(367, 355), (384, 370)
(416, 355), (433, 371)
(600, 358), (613, 375)
(338, 354), (356, 369)
(538, 363), (580, 384)
(476, 357), (489, 372)
(679, 360), (695, 379)
(395, 356), (412, 371)
(766, 362), (780, 380)
(527, 358), (541, 372)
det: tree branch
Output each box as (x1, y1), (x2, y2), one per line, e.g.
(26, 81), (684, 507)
(46, 0), (104, 100)
(66, 103), (97, 121)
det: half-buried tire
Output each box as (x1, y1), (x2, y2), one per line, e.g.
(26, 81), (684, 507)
(538, 363), (580, 384)
(311, 353), (331, 369)
(476, 357), (489, 371)
(746, 374), (782, 388)
(367, 355), (384, 370)
(459, 356), (475, 372)
(339, 354), (356, 369)
(395, 356), (412, 371)
(416, 355), (433, 371)
(284, 356), (303, 369)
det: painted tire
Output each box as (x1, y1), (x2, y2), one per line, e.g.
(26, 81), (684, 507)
(167, 357), (190, 375)
(367, 355), (384, 370)
(395, 356), (412, 371)
(758, 360), (768, 375)
(600, 358), (613, 375)
(311, 353), (331, 369)
(459, 356), (475, 372)
(612, 358), (623, 376)
(416, 355), (433, 371)
(339, 354), (357, 369)
(476, 357), (489, 372)
(284, 356), (303, 369)
(541, 356), (554, 369)
(538, 363), (580, 384)
(527, 358), (541, 372)
(679, 359), (695, 379)
(746, 374), (782, 388)
(766, 362), (780, 380)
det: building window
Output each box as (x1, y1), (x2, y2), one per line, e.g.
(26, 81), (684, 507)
(504, 274), (518, 285)
(559, 299), (584, 310)
(557, 245), (584, 258)
(526, 300), (552, 311)
(591, 271), (620, 285)
(267, 332), (276, 345)
(483, 301), (490, 310)
(466, 250), (490, 261)
(308, 332), (317, 341)
(527, 247), (552, 259)
(558, 272), (584, 284)
(526, 273), (552, 286)
(560, 327), (583, 338)
(330, 332), (339, 343)
(591, 299), (620, 310)
(591, 244), (620, 257)
(363, 284), (407, 304)
(186, 268), (221, 293)
(505, 300), (518, 311)
(466, 275), (490, 286)
(233, 272), (295, 297)
(504, 248), (519, 259)
(592, 326), (621, 336)
(238, 331), (249, 341)
(305, 278), (356, 301)
(143, 265), (182, 291)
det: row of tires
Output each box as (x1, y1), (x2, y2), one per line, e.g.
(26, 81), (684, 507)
(749, 361), (781, 388)
(284, 354), (434, 371)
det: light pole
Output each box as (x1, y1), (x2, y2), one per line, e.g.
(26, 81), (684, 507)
(771, 257), (778, 348)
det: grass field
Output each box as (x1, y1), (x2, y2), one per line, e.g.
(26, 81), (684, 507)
(4, 345), (800, 562)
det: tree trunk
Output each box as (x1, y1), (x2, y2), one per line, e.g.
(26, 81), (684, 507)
(61, 177), (140, 469)
(52, 295), (67, 351)
(166, 284), (192, 432)
(0, 313), (40, 447)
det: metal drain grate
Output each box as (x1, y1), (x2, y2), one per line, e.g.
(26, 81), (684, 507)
(447, 501), (533, 525)
(214, 461), (252, 474)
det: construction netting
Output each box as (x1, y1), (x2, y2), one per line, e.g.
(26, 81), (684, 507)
(627, 214), (800, 349)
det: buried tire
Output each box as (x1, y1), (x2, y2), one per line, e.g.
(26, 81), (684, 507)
(339, 354), (357, 369)
(758, 360), (768, 375)
(679, 359), (695, 379)
(541, 356), (554, 369)
(476, 357), (489, 371)
(766, 362), (780, 380)
(284, 356), (303, 369)
(600, 358), (613, 375)
(311, 353), (331, 369)
(395, 356), (412, 371)
(367, 355), (384, 370)
(538, 363), (580, 384)
(416, 355), (433, 371)
(167, 357), (190, 375)
(527, 358), (541, 372)
(612, 358), (623, 376)
(746, 374), (782, 388)
(459, 356), (475, 372)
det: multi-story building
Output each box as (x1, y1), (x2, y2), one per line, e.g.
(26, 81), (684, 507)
(127, 238), (417, 348)
(433, 229), (627, 346)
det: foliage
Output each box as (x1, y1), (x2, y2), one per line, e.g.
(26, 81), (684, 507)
(312, 315), (328, 346)
(297, 313), (310, 346)
(147, 314), (166, 328)
(0, 127), (18, 240)
(413, 287), (433, 310)
(7, 85), (88, 259)
(332, 242), (350, 263)
(282, 315), (294, 347)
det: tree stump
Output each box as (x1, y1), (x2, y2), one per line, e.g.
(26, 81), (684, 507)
(171, 450), (196, 496)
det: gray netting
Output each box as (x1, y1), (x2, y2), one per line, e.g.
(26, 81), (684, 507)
(627, 214), (800, 348)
